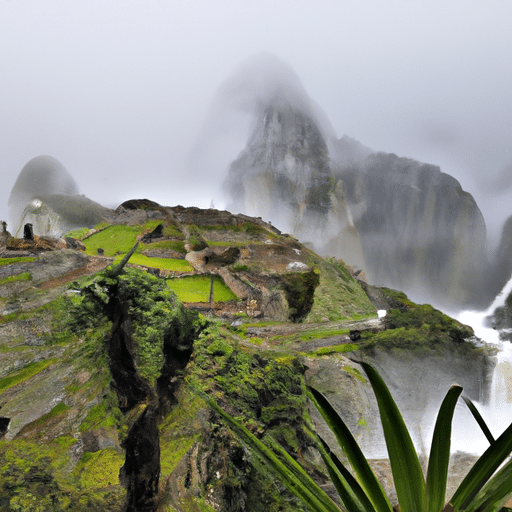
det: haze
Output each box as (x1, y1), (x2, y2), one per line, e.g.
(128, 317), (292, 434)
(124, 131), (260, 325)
(2, 1), (512, 244)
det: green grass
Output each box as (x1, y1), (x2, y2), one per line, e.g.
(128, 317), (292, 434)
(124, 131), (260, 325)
(82, 223), (194, 273)
(0, 359), (56, 394)
(306, 256), (376, 322)
(64, 227), (90, 239)
(0, 272), (32, 285)
(145, 240), (186, 252)
(82, 224), (140, 256)
(0, 257), (36, 266)
(167, 275), (238, 302)
(310, 343), (359, 356)
(119, 253), (193, 271)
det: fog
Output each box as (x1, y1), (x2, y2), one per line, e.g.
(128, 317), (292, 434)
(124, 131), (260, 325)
(2, 1), (512, 244)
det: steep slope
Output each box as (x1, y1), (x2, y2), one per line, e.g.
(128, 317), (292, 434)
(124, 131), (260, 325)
(0, 203), (492, 511)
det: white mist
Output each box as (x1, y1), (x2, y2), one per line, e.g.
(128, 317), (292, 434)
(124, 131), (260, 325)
(453, 274), (512, 453)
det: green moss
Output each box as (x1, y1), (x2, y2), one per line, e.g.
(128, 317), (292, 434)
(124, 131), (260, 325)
(311, 343), (359, 356)
(306, 256), (376, 322)
(360, 296), (475, 352)
(73, 448), (124, 490)
(167, 275), (238, 303)
(0, 256), (36, 266)
(342, 365), (367, 383)
(79, 389), (123, 432)
(0, 272), (32, 285)
(297, 327), (350, 342)
(0, 359), (56, 394)
(160, 435), (199, 477)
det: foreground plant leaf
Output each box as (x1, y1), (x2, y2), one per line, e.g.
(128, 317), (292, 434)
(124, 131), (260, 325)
(463, 457), (512, 512)
(359, 361), (426, 512)
(461, 395), (495, 445)
(197, 389), (341, 512)
(426, 385), (463, 512)
(450, 419), (512, 510)
(308, 386), (393, 512)
(315, 435), (378, 512)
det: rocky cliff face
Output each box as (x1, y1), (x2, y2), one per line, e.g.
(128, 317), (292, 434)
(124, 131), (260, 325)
(323, 152), (488, 309)
(226, 103), (333, 238)
(223, 57), (493, 311)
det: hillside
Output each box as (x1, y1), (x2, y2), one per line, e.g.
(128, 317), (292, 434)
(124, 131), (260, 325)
(0, 202), (493, 511)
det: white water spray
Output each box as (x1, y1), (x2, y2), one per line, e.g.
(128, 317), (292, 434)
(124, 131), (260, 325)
(453, 273), (512, 453)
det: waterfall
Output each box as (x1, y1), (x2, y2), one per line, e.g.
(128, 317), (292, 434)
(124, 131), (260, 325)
(452, 273), (512, 453)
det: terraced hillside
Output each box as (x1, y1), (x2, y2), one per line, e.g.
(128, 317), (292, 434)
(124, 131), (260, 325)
(0, 202), (492, 511)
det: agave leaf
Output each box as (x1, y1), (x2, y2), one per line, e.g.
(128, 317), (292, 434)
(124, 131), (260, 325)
(461, 395), (495, 445)
(308, 386), (393, 512)
(315, 435), (378, 512)
(450, 420), (512, 510)
(462, 457), (512, 512)
(199, 390), (341, 512)
(426, 385), (463, 512)
(359, 361), (426, 512)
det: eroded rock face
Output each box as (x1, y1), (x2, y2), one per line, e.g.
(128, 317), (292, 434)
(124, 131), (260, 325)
(323, 152), (488, 309)
(222, 59), (491, 311)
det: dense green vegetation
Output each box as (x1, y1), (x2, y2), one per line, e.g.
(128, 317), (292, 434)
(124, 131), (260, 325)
(64, 266), (199, 386)
(306, 256), (376, 322)
(361, 289), (475, 351)
(0, 212), (497, 511)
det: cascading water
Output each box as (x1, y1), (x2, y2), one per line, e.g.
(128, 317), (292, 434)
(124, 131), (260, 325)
(453, 273), (512, 454)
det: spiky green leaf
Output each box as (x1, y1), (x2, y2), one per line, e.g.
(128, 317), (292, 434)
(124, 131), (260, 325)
(463, 457), (512, 512)
(316, 435), (377, 512)
(461, 395), (495, 446)
(308, 387), (393, 512)
(359, 361), (426, 512)
(199, 390), (341, 512)
(426, 385), (463, 512)
(450, 419), (512, 510)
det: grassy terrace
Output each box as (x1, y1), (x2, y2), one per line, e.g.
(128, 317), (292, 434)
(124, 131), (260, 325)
(167, 275), (238, 303)
(70, 222), (193, 272)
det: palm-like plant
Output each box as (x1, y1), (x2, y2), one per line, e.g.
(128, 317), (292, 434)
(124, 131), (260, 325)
(201, 361), (512, 512)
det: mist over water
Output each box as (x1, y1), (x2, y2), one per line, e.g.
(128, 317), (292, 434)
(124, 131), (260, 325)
(453, 276), (512, 454)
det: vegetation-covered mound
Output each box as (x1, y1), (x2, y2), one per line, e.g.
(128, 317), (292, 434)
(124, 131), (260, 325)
(0, 203), (495, 511)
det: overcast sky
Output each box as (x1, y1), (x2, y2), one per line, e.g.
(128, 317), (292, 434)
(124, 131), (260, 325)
(2, 1), (512, 243)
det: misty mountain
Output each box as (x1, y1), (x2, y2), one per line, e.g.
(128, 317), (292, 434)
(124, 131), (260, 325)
(223, 55), (500, 311)
(7, 155), (112, 238)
